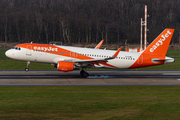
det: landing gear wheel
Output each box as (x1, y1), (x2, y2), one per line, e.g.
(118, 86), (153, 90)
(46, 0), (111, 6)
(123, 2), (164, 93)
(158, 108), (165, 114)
(25, 61), (30, 72)
(80, 69), (89, 78)
(25, 68), (29, 72)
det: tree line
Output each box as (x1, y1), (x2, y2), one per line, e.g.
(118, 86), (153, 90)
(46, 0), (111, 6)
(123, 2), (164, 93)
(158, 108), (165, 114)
(0, 0), (180, 46)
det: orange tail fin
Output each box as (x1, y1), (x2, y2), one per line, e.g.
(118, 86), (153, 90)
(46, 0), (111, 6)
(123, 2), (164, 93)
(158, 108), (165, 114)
(143, 28), (174, 56)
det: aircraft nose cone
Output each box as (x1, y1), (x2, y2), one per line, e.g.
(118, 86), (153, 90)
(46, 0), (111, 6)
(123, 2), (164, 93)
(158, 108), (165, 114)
(5, 50), (12, 58)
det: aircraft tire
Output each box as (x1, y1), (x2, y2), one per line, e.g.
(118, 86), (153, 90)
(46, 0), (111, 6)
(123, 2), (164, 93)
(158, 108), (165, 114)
(25, 68), (29, 72)
(80, 69), (89, 78)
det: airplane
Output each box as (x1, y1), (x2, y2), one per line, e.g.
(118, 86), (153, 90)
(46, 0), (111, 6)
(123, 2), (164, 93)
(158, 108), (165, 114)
(5, 28), (175, 78)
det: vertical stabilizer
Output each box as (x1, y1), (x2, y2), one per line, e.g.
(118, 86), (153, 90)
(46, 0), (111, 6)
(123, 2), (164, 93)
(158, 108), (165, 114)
(143, 29), (174, 56)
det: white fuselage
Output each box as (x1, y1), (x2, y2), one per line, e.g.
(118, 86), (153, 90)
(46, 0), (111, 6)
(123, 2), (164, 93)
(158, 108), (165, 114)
(6, 45), (141, 69)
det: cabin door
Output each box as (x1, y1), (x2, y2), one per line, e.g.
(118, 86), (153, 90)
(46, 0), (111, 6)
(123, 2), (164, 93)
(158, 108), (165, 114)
(26, 45), (32, 56)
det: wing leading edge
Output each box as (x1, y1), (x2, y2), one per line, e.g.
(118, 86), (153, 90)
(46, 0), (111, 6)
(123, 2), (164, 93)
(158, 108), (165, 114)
(64, 47), (122, 64)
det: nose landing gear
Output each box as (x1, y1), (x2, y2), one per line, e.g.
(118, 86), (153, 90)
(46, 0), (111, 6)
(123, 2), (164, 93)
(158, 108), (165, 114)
(25, 61), (30, 72)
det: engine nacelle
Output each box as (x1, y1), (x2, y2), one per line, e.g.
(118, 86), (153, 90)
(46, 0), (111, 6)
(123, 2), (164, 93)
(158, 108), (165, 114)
(57, 61), (75, 72)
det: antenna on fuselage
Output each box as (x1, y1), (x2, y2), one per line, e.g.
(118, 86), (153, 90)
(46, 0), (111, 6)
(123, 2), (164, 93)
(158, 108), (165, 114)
(31, 41), (33, 44)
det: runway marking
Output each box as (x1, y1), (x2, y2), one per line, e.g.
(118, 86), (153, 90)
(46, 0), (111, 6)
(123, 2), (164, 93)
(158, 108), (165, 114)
(163, 73), (180, 76)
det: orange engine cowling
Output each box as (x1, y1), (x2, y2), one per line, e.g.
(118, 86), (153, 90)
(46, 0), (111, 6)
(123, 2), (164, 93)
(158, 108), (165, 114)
(57, 61), (74, 72)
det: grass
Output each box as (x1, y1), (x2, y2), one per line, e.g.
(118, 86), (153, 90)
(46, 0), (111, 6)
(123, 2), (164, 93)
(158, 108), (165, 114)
(1, 49), (180, 70)
(166, 50), (180, 56)
(0, 49), (180, 119)
(0, 86), (180, 120)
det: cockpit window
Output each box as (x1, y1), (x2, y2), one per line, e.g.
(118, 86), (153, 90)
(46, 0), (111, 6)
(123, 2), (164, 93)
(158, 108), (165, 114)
(12, 47), (21, 50)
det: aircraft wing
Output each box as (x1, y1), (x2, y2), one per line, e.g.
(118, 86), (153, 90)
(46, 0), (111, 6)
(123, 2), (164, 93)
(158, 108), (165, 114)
(64, 47), (122, 64)
(64, 57), (113, 63)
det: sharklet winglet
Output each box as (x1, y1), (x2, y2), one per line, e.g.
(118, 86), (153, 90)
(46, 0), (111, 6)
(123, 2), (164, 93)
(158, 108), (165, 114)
(95, 40), (104, 49)
(113, 47), (122, 58)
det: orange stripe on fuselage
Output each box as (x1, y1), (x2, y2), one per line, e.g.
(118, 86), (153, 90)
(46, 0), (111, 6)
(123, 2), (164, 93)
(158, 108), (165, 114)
(15, 43), (93, 60)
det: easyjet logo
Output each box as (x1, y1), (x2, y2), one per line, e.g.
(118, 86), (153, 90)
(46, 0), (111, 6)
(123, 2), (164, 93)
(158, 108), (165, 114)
(150, 30), (172, 52)
(33, 46), (58, 51)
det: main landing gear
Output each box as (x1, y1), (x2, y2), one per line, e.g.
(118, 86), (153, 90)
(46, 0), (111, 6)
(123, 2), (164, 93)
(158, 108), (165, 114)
(25, 61), (30, 72)
(80, 69), (89, 78)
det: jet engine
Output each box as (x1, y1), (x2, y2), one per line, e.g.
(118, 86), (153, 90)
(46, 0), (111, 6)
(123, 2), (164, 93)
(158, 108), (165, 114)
(56, 61), (75, 72)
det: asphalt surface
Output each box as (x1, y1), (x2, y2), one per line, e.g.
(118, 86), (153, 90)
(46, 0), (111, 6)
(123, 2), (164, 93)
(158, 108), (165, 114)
(0, 70), (180, 86)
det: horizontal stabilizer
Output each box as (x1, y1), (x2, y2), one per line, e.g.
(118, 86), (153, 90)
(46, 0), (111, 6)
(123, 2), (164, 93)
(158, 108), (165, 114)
(151, 57), (174, 64)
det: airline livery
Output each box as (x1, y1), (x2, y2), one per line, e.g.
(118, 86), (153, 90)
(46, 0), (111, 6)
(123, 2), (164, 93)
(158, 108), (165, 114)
(5, 29), (175, 77)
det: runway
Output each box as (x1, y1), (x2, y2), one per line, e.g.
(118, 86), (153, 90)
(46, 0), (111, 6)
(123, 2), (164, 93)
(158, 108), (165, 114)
(0, 70), (180, 86)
